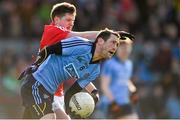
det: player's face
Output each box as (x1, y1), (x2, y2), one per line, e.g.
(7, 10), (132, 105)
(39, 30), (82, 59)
(116, 43), (132, 60)
(55, 13), (75, 30)
(101, 34), (119, 59)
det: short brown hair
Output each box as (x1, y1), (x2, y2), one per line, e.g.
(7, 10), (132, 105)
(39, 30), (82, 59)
(50, 2), (76, 21)
(96, 28), (120, 42)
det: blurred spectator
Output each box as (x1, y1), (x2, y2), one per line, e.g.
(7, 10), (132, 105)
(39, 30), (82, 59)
(165, 88), (180, 119)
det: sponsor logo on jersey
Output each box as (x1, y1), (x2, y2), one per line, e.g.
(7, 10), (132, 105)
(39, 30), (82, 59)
(64, 63), (79, 79)
(76, 56), (89, 71)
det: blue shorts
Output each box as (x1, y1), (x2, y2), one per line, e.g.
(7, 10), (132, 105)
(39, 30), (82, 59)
(20, 74), (54, 119)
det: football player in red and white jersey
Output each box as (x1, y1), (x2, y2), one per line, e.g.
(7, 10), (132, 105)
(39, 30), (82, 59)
(39, 2), (100, 119)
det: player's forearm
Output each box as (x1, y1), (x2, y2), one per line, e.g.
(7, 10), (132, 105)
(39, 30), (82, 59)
(85, 82), (99, 104)
(128, 80), (137, 93)
(101, 76), (114, 102)
(68, 31), (99, 41)
(84, 82), (97, 93)
(102, 87), (114, 102)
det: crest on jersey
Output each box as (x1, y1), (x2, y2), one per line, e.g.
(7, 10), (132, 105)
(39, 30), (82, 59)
(64, 63), (79, 79)
(76, 56), (86, 63)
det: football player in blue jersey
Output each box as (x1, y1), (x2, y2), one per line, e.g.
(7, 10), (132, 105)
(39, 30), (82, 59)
(99, 42), (138, 119)
(20, 28), (125, 119)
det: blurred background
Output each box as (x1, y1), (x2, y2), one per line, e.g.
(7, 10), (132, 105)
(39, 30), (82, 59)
(0, 0), (180, 119)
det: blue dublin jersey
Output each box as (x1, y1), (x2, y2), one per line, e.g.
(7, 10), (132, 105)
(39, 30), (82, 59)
(33, 37), (100, 94)
(101, 56), (133, 105)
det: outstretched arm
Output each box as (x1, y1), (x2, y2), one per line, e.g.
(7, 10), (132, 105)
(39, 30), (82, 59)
(34, 30), (135, 65)
(68, 31), (99, 41)
(68, 30), (135, 42)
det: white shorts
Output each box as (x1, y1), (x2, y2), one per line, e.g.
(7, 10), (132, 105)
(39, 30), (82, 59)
(52, 96), (65, 112)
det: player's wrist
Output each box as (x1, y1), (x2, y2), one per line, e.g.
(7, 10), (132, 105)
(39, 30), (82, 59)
(91, 89), (99, 104)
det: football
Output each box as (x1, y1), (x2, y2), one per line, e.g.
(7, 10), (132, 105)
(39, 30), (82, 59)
(69, 92), (95, 118)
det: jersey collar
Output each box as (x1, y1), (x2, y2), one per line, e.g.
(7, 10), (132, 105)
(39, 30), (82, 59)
(90, 43), (103, 64)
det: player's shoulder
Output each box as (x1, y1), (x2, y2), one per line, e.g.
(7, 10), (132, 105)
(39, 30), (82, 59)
(44, 25), (69, 32)
(61, 36), (91, 43)
(61, 36), (93, 48)
(61, 37), (93, 54)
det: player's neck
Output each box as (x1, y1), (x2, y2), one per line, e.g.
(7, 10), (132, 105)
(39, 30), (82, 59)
(92, 50), (103, 62)
(92, 56), (102, 62)
(91, 43), (104, 62)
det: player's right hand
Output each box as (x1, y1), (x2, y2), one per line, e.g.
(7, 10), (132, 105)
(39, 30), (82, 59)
(65, 103), (71, 115)
(118, 31), (135, 44)
(109, 101), (121, 112)
(118, 31), (135, 40)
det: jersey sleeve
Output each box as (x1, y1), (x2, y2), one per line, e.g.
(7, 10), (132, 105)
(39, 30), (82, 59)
(40, 25), (70, 49)
(61, 37), (92, 56)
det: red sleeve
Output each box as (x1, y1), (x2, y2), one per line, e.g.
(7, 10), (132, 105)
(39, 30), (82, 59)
(39, 25), (69, 97)
(54, 84), (64, 96)
(40, 25), (70, 49)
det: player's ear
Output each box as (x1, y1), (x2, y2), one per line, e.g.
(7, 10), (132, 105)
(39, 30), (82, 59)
(54, 16), (60, 23)
(97, 37), (104, 45)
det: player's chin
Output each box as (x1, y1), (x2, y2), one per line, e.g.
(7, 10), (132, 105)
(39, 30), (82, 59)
(68, 26), (73, 31)
(106, 54), (114, 59)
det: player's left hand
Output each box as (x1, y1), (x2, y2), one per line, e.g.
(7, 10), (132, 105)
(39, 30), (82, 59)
(17, 65), (38, 80)
(33, 48), (48, 66)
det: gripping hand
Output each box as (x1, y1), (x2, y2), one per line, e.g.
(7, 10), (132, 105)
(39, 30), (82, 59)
(118, 31), (135, 40)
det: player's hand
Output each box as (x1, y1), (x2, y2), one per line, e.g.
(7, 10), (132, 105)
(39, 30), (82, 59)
(90, 89), (100, 105)
(65, 103), (71, 115)
(69, 110), (82, 119)
(130, 91), (139, 105)
(118, 31), (135, 44)
(109, 101), (121, 112)
(17, 65), (37, 80)
(118, 31), (135, 40)
(33, 48), (48, 66)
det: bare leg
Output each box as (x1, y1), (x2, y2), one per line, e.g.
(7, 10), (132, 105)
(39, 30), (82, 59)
(54, 109), (70, 119)
(40, 113), (56, 119)
(52, 96), (71, 119)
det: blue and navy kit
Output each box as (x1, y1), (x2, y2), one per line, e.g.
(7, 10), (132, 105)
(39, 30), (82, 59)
(33, 36), (100, 94)
(101, 56), (133, 105)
